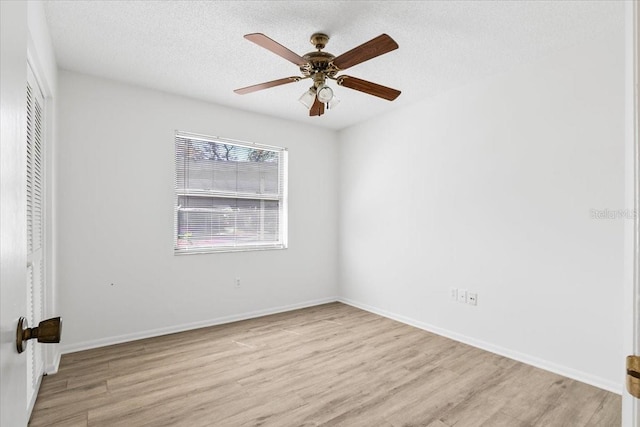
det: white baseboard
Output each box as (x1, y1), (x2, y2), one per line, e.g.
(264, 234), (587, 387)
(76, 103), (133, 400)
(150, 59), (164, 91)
(27, 372), (43, 421)
(45, 347), (61, 374)
(57, 295), (622, 395)
(338, 297), (623, 395)
(60, 296), (339, 355)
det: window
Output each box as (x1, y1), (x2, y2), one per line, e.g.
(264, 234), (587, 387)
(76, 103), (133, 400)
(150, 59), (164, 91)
(174, 131), (287, 254)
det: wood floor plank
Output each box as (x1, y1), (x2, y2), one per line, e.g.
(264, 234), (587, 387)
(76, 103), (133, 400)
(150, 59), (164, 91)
(32, 382), (108, 411)
(29, 393), (111, 427)
(533, 380), (610, 426)
(437, 363), (523, 426)
(29, 303), (621, 426)
(585, 392), (622, 427)
(479, 411), (530, 427)
(32, 413), (88, 427)
(497, 365), (571, 424)
(382, 361), (508, 426)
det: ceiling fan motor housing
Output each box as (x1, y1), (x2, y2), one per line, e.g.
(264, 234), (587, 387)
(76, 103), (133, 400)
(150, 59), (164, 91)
(300, 51), (337, 79)
(300, 33), (338, 82)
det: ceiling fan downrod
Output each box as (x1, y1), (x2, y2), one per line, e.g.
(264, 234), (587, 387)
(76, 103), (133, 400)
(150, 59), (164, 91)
(310, 33), (329, 50)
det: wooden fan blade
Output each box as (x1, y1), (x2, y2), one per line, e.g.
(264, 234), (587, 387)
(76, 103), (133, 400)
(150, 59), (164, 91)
(332, 34), (398, 70)
(337, 76), (401, 101)
(244, 33), (307, 66)
(309, 97), (325, 116)
(234, 77), (300, 95)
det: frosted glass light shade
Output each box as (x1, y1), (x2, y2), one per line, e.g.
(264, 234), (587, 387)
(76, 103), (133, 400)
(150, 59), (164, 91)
(298, 88), (316, 109)
(316, 84), (334, 103)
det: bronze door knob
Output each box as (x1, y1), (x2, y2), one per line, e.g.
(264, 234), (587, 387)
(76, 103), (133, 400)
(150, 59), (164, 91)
(16, 316), (62, 354)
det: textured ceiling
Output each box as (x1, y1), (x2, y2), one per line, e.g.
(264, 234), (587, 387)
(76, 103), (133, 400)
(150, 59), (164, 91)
(43, 1), (623, 130)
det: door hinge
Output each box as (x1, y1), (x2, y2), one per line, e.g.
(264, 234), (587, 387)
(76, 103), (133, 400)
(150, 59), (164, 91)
(628, 355), (640, 399)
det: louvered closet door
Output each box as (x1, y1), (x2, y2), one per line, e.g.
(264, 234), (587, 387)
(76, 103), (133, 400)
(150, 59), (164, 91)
(26, 65), (45, 409)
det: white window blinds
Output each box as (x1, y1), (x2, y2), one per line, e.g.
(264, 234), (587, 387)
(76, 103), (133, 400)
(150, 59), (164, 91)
(174, 132), (288, 254)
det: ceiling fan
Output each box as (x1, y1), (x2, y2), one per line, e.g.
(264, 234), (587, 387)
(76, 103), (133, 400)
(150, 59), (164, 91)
(234, 32), (401, 117)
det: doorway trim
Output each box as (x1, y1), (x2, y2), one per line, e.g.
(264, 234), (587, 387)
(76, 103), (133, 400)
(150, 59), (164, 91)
(622, 1), (639, 426)
(25, 31), (57, 418)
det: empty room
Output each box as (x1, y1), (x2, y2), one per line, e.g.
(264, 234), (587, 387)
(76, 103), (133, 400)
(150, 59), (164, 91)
(1, 1), (639, 426)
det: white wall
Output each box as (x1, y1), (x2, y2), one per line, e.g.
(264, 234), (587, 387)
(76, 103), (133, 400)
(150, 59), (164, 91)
(27, 1), (57, 99)
(57, 71), (338, 351)
(338, 27), (626, 392)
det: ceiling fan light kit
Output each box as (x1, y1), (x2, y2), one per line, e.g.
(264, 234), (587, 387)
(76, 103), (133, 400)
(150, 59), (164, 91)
(235, 32), (401, 117)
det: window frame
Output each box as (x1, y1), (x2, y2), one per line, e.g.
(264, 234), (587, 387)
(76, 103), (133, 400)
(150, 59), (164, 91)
(174, 131), (288, 255)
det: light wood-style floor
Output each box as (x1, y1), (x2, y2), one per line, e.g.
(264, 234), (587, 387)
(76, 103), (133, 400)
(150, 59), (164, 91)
(30, 302), (621, 427)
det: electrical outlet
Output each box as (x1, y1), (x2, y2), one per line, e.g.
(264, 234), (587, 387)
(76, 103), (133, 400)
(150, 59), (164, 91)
(235, 277), (241, 288)
(449, 288), (458, 301)
(467, 292), (478, 306)
(457, 289), (467, 303)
